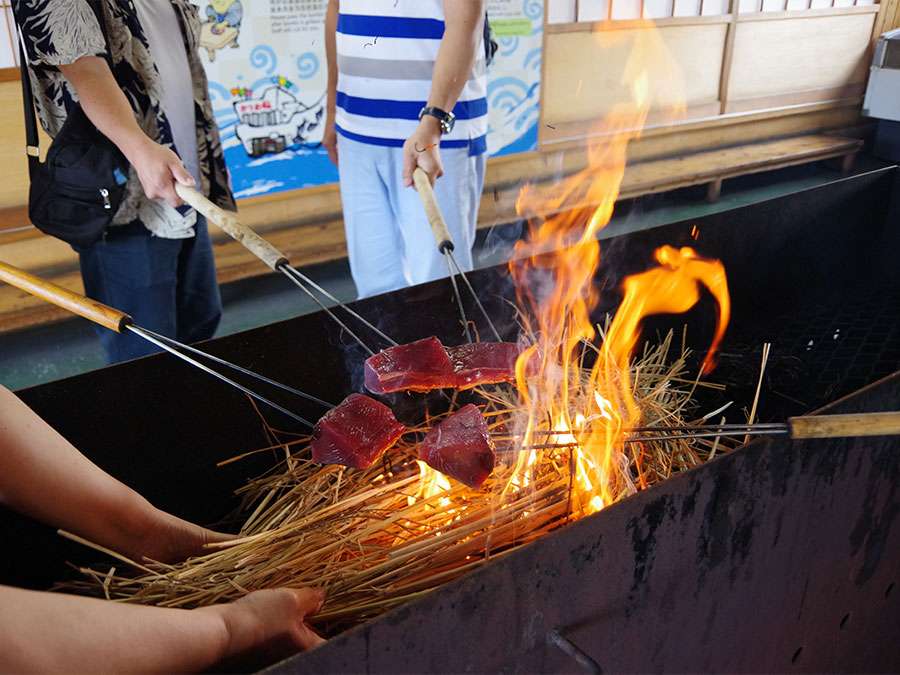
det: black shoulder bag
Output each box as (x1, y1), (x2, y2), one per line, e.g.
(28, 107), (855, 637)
(20, 0), (130, 248)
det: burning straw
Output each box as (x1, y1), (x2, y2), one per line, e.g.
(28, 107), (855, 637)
(61, 329), (741, 635)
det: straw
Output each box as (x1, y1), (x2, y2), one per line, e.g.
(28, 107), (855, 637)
(57, 330), (742, 636)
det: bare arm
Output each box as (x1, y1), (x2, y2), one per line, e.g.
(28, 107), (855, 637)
(323, 0), (339, 167)
(57, 56), (193, 208)
(0, 585), (323, 673)
(402, 1), (486, 187)
(0, 385), (228, 563)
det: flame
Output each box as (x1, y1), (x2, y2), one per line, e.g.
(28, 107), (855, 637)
(507, 21), (729, 516)
(605, 245), (730, 378)
(408, 460), (452, 509)
(386, 22), (730, 526)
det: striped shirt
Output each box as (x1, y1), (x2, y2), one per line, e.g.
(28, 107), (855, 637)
(335, 0), (488, 155)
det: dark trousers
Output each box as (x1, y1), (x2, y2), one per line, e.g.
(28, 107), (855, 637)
(76, 217), (222, 364)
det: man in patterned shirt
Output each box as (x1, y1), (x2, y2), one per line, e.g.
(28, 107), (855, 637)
(13, 0), (234, 363)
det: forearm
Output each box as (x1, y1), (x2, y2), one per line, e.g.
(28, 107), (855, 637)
(58, 56), (156, 168)
(325, 0), (339, 121)
(0, 585), (324, 673)
(0, 386), (162, 555)
(58, 56), (193, 205)
(427, 1), (486, 111)
(0, 584), (227, 673)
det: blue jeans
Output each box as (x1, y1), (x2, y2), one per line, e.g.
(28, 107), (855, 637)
(76, 217), (222, 364)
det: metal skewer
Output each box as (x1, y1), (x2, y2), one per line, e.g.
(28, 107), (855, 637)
(0, 259), (328, 427)
(175, 184), (397, 356)
(412, 167), (503, 343)
(135, 326), (333, 409)
(493, 411), (900, 447)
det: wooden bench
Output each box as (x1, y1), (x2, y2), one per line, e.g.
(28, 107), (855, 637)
(0, 133), (864, 333)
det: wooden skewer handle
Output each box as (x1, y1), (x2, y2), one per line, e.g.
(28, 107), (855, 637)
(176, 184), (288, 271)
(412, 167), (454, 253)
(788, 411), (900, 439)
(0, 260), (131, 332)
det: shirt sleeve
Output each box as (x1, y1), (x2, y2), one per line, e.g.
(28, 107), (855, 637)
(11, 0), (108, 69)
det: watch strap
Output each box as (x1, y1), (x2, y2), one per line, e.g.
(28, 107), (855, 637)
(418, 106), (455, 134)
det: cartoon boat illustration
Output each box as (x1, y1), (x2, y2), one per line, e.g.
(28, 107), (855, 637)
(233, 85), (324, 157)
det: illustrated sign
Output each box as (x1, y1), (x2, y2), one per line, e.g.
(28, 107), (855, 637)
(199, 1), (543, 199)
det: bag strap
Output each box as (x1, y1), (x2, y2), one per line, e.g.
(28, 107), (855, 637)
(19, 39), (39, 177)
(19, 0), (114, 175)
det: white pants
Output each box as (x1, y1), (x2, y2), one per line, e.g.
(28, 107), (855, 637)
(337, 135), (486, 299)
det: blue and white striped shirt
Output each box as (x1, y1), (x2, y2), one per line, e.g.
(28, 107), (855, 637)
(335, 0), (488, 155)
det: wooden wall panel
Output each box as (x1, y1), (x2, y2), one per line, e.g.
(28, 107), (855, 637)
(542, 22), (727, 125)
(726, 12), (875, 109)
(0, 80), (32, 215)
(873, 0), (900, 38)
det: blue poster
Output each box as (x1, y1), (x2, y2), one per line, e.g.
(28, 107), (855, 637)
(198, 1), (543, 200)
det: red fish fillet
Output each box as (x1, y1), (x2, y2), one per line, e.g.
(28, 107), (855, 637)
(364, 336), (454, 394)
(446, 342), (521, 389)
(311, 393), (405, 468)
(418, 404), (495, 488)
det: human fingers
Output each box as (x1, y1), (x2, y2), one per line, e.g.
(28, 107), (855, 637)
(134, 144), (190, 208)
(214, 587), (325, 669)
(401, 146), (419, 188)
(121, 509), (236, 564)
(284, 588), (326, 650)
(323, 126), (339, 167)
(412, 147), (443, 188)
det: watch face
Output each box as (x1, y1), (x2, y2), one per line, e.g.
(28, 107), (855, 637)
(442, 111), (456, 133)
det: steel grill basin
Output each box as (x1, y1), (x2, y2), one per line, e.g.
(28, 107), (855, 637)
(2, 166), (899, 672)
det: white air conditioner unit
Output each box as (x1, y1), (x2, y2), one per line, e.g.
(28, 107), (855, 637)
(862, 27), (900, 122)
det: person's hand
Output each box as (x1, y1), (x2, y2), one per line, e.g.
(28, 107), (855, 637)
(322, 118), (338, 167)
(118, 507), (235, 564)
(206, 588), (325, 670)
(129, 136), (195, 209)
(402, 117), (443, 188)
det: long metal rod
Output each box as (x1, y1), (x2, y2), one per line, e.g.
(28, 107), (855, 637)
(445, 252), (472, 343)
(277, 265), (376, 356)
(137, 327), (334, 409)
(513, 428), (790, 450)
(127, 326), (315, 428)
(521, 423), (790, 436)
(280, 263), (398, 348)
(447, 249), (503, 342)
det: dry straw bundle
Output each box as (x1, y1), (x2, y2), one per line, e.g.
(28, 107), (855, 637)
(63, 330), (742, 634)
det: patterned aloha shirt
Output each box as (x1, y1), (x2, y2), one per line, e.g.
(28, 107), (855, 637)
(13, 0), (235, 238)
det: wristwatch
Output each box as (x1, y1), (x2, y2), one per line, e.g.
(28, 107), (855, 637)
(418, 106), (456, 134)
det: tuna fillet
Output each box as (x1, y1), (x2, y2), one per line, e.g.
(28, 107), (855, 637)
(418, 404), (495, 488)
(364, 336), (454, 394)
(311, 393), (405, 469)
(446, 342), (521, 389)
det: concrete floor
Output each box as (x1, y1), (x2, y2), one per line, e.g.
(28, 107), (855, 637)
(0, 159), (885, 392)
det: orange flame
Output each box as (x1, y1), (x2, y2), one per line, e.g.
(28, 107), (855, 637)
(408, 460), (452, 509)
(507, 21), (729, 515)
